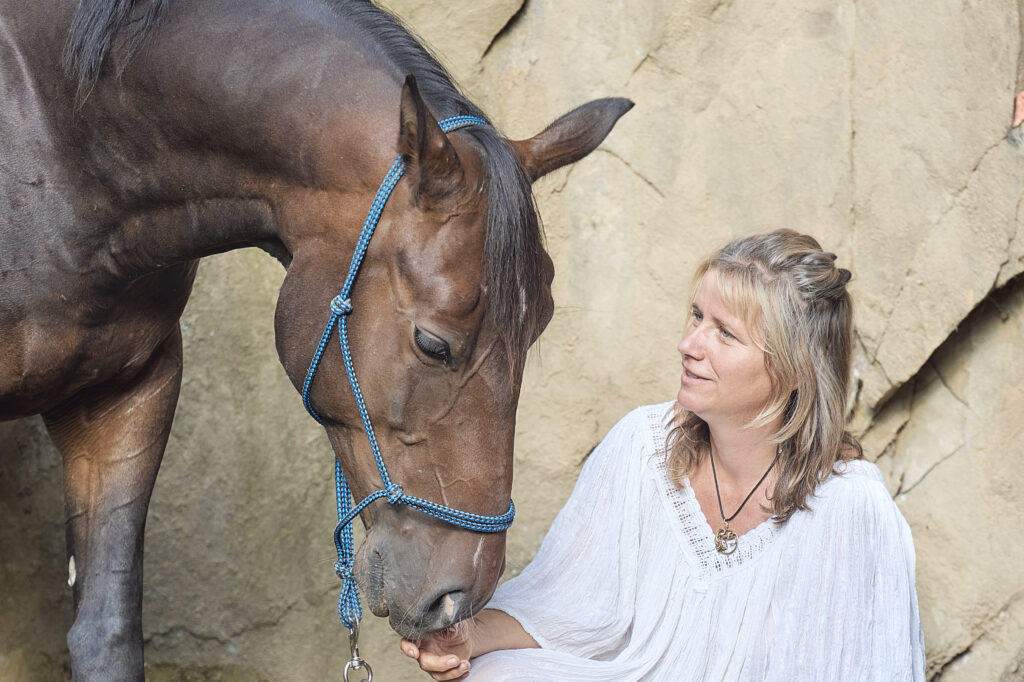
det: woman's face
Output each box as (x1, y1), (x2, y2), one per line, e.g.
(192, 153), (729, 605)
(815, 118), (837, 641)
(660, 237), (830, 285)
(676, 269), (775, 426)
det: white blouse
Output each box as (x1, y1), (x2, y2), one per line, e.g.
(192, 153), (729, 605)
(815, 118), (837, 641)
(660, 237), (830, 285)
(471, 403), (925, 681)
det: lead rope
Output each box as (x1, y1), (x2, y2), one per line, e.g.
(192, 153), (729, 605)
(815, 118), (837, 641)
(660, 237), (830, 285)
(299, 115), (516, 681)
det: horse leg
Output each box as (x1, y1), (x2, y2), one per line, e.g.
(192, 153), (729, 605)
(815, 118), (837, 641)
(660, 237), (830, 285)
(42, 329), (183, 682)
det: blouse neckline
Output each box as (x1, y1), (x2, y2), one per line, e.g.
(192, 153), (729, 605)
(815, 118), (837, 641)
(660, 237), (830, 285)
(644, 404), (783, 579)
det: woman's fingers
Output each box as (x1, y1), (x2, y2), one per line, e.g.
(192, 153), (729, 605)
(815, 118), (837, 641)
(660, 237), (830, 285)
(417, 650), (470, 679)
(399, 634), (471, 679)
(418, 651), (464, 671)
(429, 660), (470, 680)
(400, 639), (419, 659)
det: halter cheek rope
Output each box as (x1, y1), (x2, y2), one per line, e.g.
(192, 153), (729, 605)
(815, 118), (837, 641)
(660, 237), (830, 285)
(300, 115), (515, 680)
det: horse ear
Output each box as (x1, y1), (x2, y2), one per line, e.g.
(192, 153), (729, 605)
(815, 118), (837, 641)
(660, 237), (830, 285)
(398, 75), (465, 202)
(512, 98), (634, 183)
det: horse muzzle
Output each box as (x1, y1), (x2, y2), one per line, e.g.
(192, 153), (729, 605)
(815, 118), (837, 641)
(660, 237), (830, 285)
(358, 515), (506, 640)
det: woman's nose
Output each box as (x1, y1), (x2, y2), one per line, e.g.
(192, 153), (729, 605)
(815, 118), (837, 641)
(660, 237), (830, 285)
(678, 325), (703, 358)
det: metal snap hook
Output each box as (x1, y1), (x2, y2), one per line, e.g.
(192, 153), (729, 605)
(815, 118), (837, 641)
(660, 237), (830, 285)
(343, 624), (373, 682)
(343, 659), (372, 682)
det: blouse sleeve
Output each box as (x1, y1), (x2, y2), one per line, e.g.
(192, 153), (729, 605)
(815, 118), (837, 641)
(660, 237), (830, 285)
(762, 463), (926, 681)
(482, 406), (651, 659)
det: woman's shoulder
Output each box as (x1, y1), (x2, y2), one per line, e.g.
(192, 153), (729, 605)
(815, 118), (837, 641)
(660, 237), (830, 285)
(782, 459), (918, 581)
(585, 402), (675, 472)
(818, 458), (889, 495)
(573, 402), (673, 491)
(602, 401), (675, 443)
(803, 458), (907, 530)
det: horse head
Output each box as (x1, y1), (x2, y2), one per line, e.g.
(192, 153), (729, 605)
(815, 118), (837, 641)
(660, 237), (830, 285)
(274, 76), (631, 639)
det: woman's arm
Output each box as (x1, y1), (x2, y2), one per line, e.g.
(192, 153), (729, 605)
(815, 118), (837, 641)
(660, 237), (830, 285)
(401, 406), (653, 679)
(400, 609), (539, 680)
(765, 467), (925, 680)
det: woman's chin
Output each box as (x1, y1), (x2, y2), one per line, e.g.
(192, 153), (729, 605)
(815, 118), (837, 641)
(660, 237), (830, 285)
(676, 390), (703, 415)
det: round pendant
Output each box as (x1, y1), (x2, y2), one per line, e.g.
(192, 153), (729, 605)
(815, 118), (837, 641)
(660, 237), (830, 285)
(714, 526), (738, 555)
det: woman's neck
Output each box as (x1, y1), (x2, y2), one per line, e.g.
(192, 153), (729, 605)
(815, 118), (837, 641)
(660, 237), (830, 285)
(706, 420), (781, 487)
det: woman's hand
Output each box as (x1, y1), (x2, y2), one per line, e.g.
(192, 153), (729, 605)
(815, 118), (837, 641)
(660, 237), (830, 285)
(400, 609), (538, 679)
(401, 620), (475, 681)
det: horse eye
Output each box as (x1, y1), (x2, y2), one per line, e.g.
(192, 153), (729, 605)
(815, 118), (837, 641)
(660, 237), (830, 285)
(413, 327), (451, 364)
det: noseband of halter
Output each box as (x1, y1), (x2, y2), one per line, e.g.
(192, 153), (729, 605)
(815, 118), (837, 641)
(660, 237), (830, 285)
(300, 115), (515, 632)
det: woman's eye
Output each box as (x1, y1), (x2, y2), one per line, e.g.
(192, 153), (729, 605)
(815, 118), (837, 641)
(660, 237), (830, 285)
(692, 310), (703, 323)
(720, 327), (734, 340)
(414, 327), (451, 364)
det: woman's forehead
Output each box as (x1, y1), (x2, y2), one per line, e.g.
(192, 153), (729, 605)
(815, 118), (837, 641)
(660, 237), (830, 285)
(694, 268), (765, 337)
(696, 270), (750, 315)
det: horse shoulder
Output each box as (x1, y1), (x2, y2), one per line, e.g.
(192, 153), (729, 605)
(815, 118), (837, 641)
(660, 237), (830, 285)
(0, 245), (197, 419)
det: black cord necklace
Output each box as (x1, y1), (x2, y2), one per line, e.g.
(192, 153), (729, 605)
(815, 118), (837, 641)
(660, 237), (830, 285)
(709, 444), (781, 555)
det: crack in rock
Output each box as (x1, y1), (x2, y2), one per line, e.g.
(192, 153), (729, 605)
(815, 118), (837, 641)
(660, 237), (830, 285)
(938, 138), (1006, 225)
(930, 637), (977, 681)
(144, 597), (304, 646)
(873, 415), (909, 465)
(929, 591), (1024, 680)
(865, 259), (1022, 416)
(995, 192), (1024, 287)
(863, 132), (1018, 413)
(548, 161), (578, 195)
(869, 263), (914, 365)
(928, 359), (974, 416)
(144, 625), (230, 647)
(847, 0), (858, 254)
(897, 442), (964, 498)
(597, 148), (666, 199)
(481, 0), (528, 58)
(625, 53), (655, 88)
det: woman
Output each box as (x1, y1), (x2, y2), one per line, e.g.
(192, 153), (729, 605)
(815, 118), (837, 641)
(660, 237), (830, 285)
(401, 230), (925, 681)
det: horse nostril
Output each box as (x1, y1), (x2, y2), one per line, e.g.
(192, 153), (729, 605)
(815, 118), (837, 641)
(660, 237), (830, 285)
(429, 590), (470, 626)
(391, 588), (473, 640)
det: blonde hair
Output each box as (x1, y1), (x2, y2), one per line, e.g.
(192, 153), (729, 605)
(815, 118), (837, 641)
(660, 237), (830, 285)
(666, 229), (861, 522)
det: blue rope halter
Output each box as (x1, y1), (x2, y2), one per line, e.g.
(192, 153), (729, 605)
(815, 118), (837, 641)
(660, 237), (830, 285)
(300, 115), (515, 633)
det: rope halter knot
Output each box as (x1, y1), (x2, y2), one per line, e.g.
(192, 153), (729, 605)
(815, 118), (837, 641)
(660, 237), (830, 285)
(331, 295), (353, 316)
(384, 483), (404, 504)
(335, 560), (354, 582)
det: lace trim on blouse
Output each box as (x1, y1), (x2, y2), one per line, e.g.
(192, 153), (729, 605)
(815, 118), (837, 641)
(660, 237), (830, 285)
(644, 404), (781, 579)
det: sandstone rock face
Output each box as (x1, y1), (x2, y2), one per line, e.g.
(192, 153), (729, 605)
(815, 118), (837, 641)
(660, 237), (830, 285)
(1, 1), (1022, 680)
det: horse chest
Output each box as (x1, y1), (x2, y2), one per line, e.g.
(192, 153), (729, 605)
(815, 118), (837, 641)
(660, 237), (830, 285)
(0, 263), (195, 419)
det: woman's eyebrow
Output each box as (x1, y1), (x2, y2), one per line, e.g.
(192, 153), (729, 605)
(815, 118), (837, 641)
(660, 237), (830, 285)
(711, 312), (748, 342)
(693, 302), (745, 339)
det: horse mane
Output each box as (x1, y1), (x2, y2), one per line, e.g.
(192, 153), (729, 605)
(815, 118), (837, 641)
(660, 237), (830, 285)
(328, 1), (548, 367)
(63, 0), (547, 365)
(63, 0), (167, 99)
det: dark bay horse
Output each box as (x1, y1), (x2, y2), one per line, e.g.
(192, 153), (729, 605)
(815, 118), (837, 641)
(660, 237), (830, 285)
(0, 0), (631, 678)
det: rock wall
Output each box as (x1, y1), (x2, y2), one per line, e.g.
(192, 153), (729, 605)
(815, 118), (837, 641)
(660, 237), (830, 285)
(1, 0), (1022, 680)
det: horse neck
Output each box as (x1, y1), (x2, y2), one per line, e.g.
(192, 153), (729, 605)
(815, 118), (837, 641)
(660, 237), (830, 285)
(70, 0), (412, 275)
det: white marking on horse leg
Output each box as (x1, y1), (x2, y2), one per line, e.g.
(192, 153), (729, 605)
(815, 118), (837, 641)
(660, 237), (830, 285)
(472, 536), (485, 570)
(442, 593), (456, 619)
(67, 555), (76, 587)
